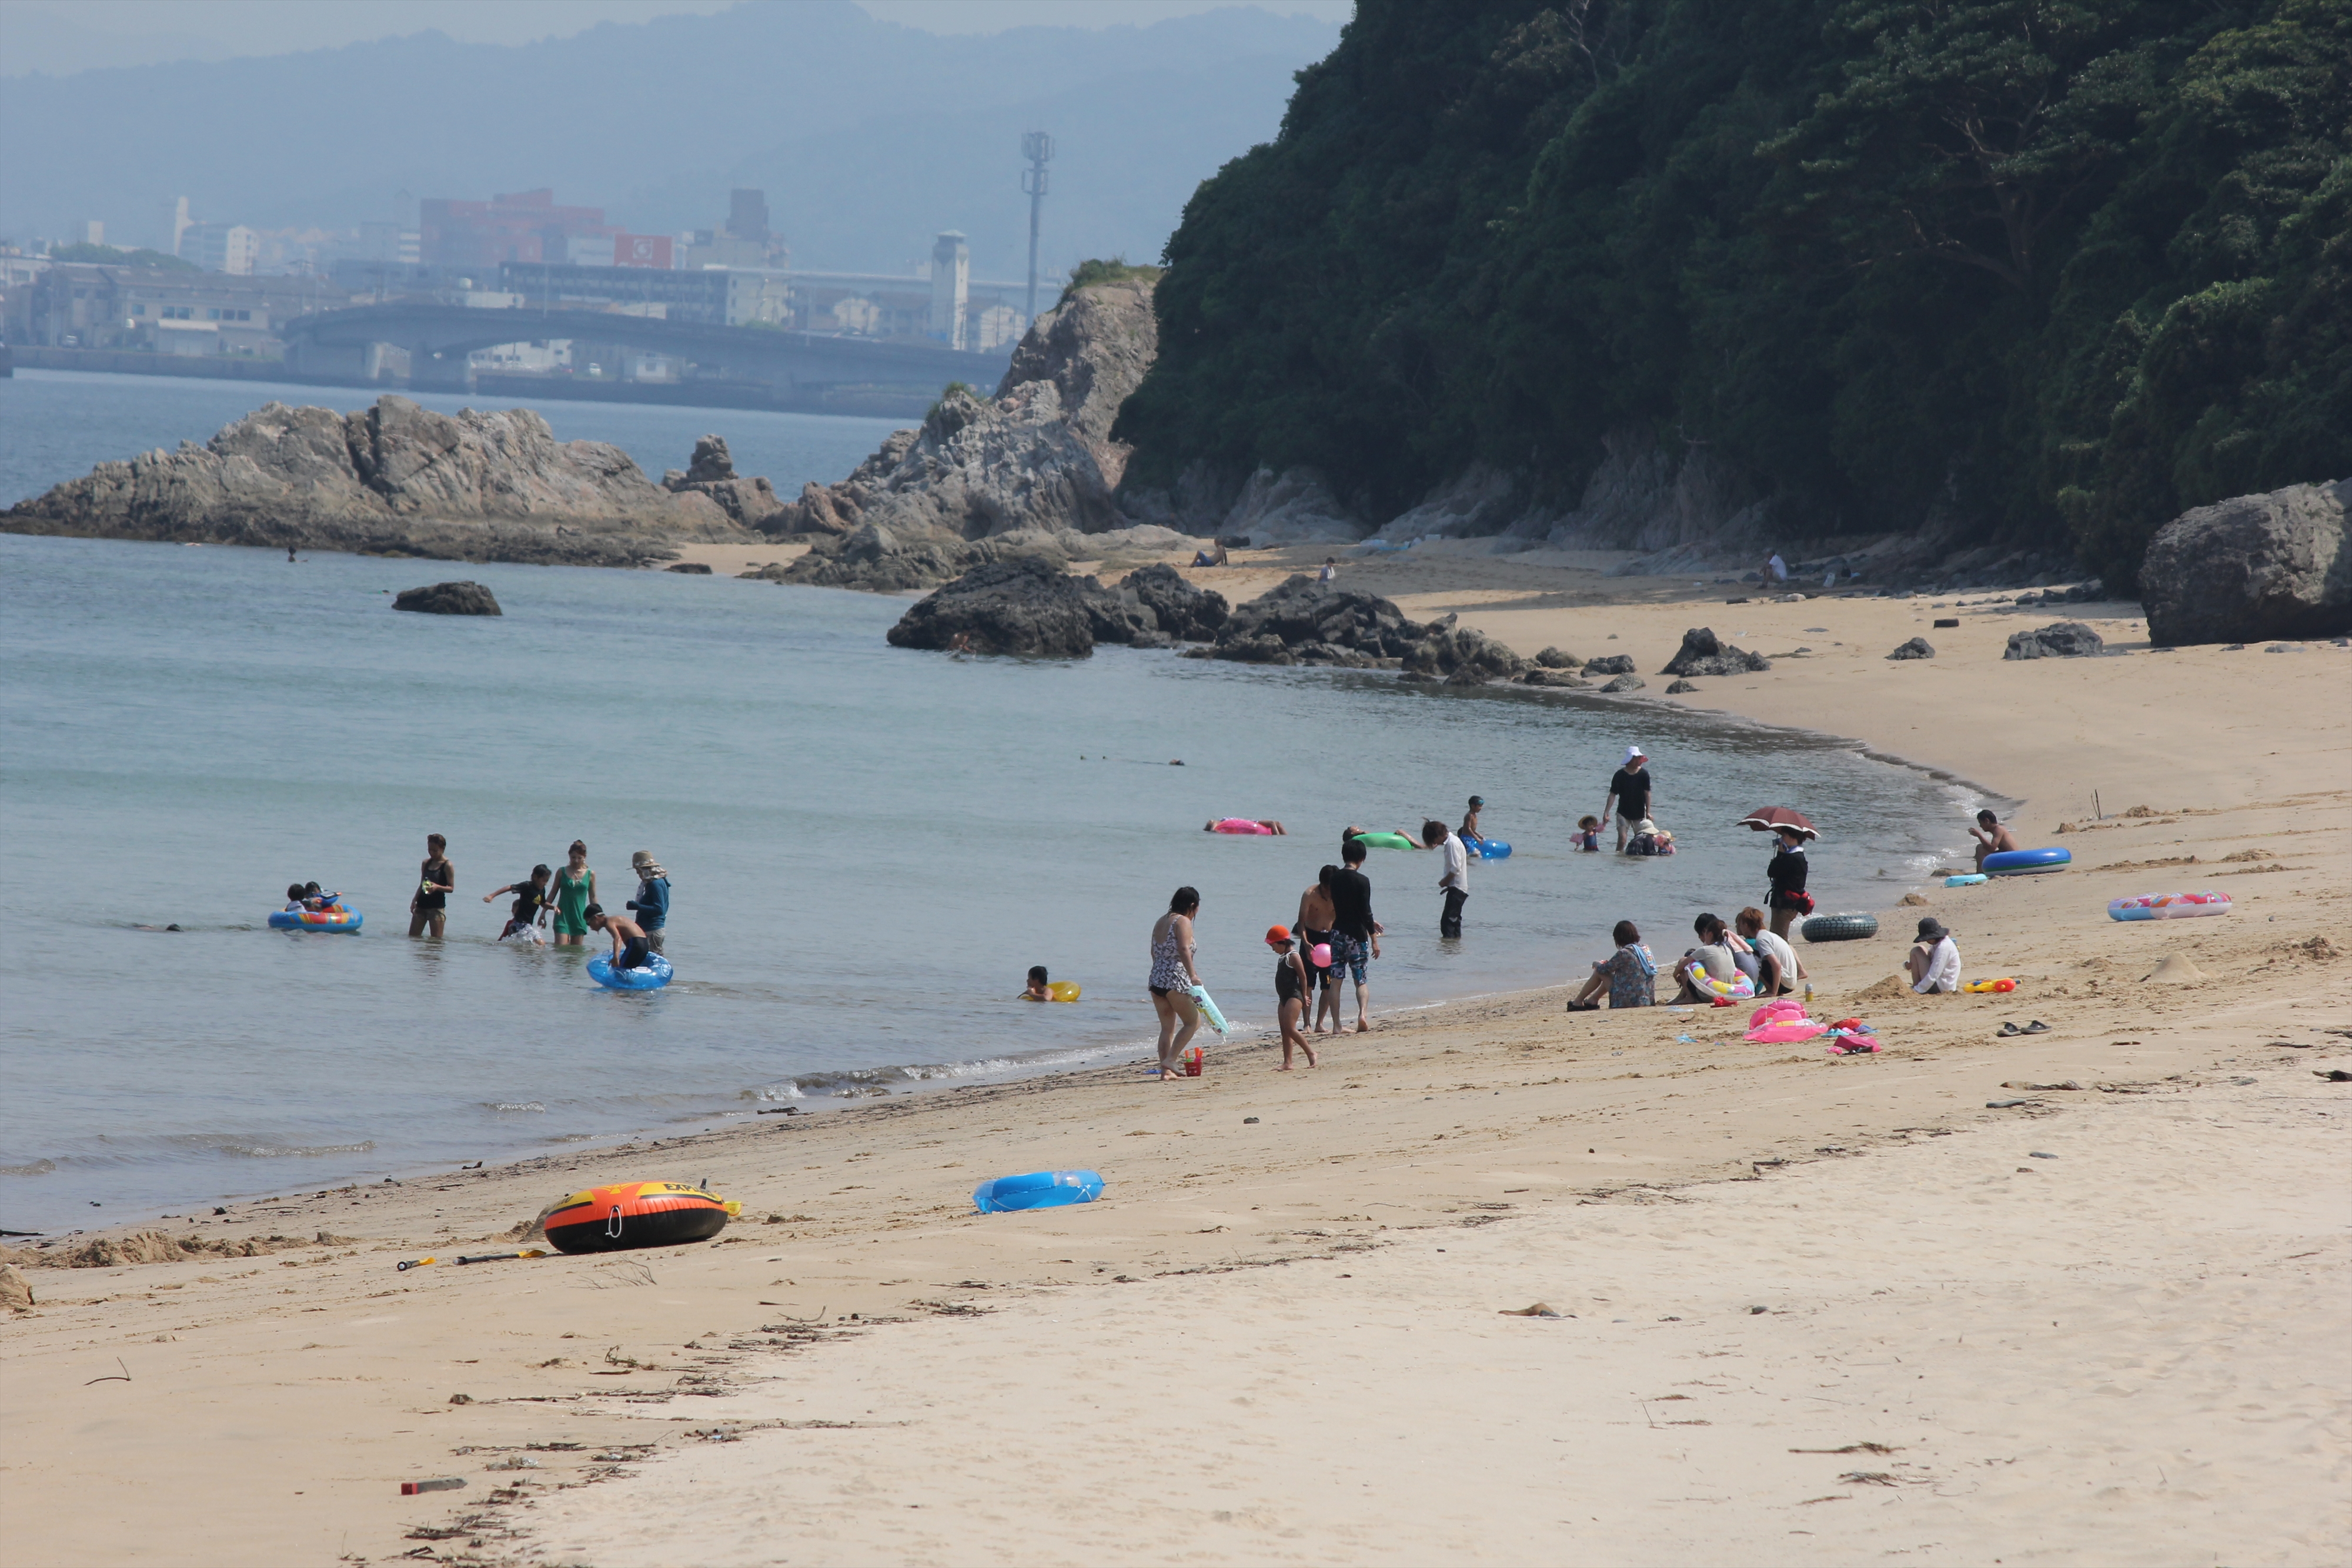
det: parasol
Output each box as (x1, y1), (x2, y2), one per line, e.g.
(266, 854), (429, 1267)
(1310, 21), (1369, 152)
(1738, 806), (1819, 840)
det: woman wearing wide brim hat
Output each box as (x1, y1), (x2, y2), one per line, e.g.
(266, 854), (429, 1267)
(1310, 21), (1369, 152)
(625, 850), (671, 954)
(1907, 917), (1961, 994)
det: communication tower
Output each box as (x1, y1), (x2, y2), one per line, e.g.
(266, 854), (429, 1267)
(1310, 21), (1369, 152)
(1022, 131), (1054, 323)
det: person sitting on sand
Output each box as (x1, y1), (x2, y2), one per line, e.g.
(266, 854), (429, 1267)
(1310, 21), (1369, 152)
(1967, 809), (2021, 871)
(1736, 907), (1804, 997)
(483, 866), (553, 942)
(1267, 926), (1318, 1069)
(584, 905), (655, 972)
(1024, 965), (1053, 1002)
(1566, 921), (1657, 1010)
(1191, 540), (1231, 567)
(1668, 914), (1740, 1004)
(1205, 819), (1287, 834)
(1907, 917), (1962, 994)
(1575, 815), (1602, 852)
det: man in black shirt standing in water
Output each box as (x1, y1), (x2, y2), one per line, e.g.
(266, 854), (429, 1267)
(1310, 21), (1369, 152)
(1326, 838), (1381, 1033)
(1602, 746), (1653, 852)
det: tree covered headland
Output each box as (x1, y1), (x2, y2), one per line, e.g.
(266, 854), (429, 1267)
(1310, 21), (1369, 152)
(1115, 1), (2350, 587)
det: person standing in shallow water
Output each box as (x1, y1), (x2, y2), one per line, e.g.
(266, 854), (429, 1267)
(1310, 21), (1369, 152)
(1147, 887), (1203, 1081)
(550, 841), (596, 947)
(1294, 865), (1342, 1036)
(626, 851), (670, 954)
(407, 833), (454, 939)
(1602, 747), (1653, 852)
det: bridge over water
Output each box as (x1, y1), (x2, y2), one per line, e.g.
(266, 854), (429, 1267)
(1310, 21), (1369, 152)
(280, 302), (1011, 414)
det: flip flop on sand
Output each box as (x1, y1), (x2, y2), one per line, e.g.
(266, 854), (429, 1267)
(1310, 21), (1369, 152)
(1999, 1022), (2023, 1037)
(1565, 1001), (1600, 1012)
(2024, 1020), (2051, 1034)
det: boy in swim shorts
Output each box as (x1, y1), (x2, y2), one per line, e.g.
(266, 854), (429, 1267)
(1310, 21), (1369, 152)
(584, 905), (654, 971)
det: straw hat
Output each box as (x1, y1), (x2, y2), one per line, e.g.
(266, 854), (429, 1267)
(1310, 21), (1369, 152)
(631, 850), (666, 878)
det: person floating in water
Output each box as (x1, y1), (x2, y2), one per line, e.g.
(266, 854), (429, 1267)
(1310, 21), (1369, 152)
(584, 904), (654, 971)
(626, 851), (670, 954)
(1024, 965), (1053, 1001)
(483, 865), (553, 942)
(1205, 818), (1287, 834)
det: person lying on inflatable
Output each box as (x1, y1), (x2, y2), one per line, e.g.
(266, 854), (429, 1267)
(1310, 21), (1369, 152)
(1343, 825), (1425, 850)
(1667, 913), (1755, 1004)
(584, 905), (655, 972)
(1207, 818), (1287, 835)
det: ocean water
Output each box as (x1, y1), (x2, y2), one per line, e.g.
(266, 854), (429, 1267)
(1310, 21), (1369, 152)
(1, 379), (1983, 1236)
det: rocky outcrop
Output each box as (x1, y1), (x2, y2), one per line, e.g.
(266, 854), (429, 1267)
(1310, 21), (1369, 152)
(886, 557), (1101, 657)
(1120, 563), (1228, 641)
(1210, 576), (1427, 666)
(1581, 654), (1636, 677)
(1659, 627), (1771, 677)
(393, 581), (501, 616)
(2, 396), (751, 566)
(2004, 621), (2105, 660)
(772, 279), (1160, 549)
(1887, 636), (1935, 660)
(663, 434), (783, 530)
(2140, 479), (2350, 646)
(774, 520), (1196, 595)
(1404, 616), (1527, 683)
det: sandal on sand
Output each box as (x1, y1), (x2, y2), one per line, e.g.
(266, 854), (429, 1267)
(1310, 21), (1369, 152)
(1565, 1001), (1601, 1012)
(2023, 1020), (2050, 1034)
(1998, 1022), (2022, 1037)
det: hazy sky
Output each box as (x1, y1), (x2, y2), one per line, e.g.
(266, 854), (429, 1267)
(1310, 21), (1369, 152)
(1, 0), (1353, 75)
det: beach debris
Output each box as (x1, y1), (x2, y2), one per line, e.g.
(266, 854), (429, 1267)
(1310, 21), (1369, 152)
(400, 1477), (467, 1496)
(1243, 1116), (1259, 1124)
(1498, 1303), (1561, 1317)
(2029, 1151), (2059, 1159)
(1790, 1443), (1897, 1455)
(1985, 1098), (2031, 1108)
(83, 1356), (130, 1385)
(1840, 1471), (1901, 1486)
(485, 1457), (540, 1470)
(2144, 952), (2207, 985)
(2318, 1070), (2352, 1082)
(448, 1393), (473, 1405)
(2002, 1079), (2083, 1091)
(1749, 1305), (1768, 1313)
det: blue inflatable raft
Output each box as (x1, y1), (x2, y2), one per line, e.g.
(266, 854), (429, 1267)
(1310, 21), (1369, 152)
(973, 1169), (1105, 1213)
(1982, 847), (2072, 877)
(1467, 838), (1512, 860)
(269, 908), (362, 932)
(588, 952), (673, 990)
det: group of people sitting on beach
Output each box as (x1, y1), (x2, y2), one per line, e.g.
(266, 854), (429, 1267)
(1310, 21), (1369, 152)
(1564, 906), (1808, 1011)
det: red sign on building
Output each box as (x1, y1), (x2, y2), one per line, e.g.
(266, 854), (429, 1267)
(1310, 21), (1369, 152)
(614, 234), (673, 269)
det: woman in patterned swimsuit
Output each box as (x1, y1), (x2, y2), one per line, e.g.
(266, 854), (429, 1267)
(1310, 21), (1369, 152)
(1147, 886), (1203, 1081)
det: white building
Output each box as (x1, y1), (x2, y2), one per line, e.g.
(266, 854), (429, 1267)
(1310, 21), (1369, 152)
(929, 231), (969, 350)
(972, 302), (1027, 352)
(178, 222), (258, 275)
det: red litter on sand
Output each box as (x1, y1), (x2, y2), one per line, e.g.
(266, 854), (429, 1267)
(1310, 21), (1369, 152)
(401, 1477), (467, 1496)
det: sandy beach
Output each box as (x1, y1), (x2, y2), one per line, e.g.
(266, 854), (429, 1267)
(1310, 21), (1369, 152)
(6, 547), (2347, 1566)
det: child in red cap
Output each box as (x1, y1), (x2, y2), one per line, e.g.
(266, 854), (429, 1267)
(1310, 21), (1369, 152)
(1267, 926), (1318, 1069)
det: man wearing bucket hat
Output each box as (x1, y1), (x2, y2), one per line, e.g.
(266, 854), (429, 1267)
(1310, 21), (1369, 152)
(1602, 746), (1653, 852)
(625, 851), (671, 954)
(1906, 917), (1962, 994)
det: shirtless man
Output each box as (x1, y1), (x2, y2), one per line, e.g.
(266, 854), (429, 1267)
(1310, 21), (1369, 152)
(584, 905), (654, 971)
(1967, 809), (2021, 871)
(1295, 867), (1341, 1035)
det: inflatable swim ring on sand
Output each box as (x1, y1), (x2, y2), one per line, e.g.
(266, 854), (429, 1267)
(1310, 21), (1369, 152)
(1982, 847), (2072, 877)
(1746, 1015), (1828, 1043)
(1211, 818), (1275, 835)
(269, 907), (362, 932)
(1351, 831), (1416, 851)
(973, 1169), (1105, 1213)
(1945, 873), (1987, 887)
(2108, 891), (2231, 921)
(588, 952), (673, 990)
(1800, 912), (1880, 943)
(1047, 981), (1082, 1002)
(1466, 839), (1513, 860)
(1188, 984), (1231, 1034)
(1691, 968), (1756, 1002)
(543, 1181), (740, 1253)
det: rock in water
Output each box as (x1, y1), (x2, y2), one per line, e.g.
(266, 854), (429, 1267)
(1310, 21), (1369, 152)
(394, 581), (502, 616)
(1535, 646), (1579, 669)
(2003, 621), (2104, 660)
(1600, 673), (1646, 693)
(1404, 614), (1526, 683)
(1886, 636), (1936, 660)
(1581, 654), (1636, 677)
(1211, 576), (1426, 665)
(1660, 627), (1770, 677)
(886, 556), (1100, 657)
(2140, 479), (2350, 646)
(1120, 563), (1228, 642)
(665, 562), (713, 574)
(0, 394), (749, 567)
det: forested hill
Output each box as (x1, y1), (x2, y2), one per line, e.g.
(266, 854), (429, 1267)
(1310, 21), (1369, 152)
(1114, 0), (2350, 587)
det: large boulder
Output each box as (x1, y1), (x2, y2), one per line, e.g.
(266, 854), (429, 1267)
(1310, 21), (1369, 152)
(2003, 621), (2104, 660)
(1404, 615), (1527, 682)
(886, 556), (1100, 657)
(1212, 576), (1425, 663)
(393, 581), (502, 616)
(2140, 480), (2351, 646)
(1581, 654), (1636, 677)
(1, 395), (749, 567)
(1886, 636), (1935, 660)
(663, 434), (783, 530)
(1659, 627), (1770, 677)
(1120, 563), (1227, 641)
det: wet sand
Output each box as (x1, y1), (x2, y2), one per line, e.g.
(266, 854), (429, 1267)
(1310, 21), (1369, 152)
(5, 546), (2347, 1566)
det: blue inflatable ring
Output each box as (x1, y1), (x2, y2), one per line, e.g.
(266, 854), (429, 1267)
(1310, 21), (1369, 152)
(1468, 839), (1512, 860)
(973, 1169), (1105, 1213)
(589, 952), (673, 990)
(269, 908), (362, 932)
(1982, 847), (2072, 877)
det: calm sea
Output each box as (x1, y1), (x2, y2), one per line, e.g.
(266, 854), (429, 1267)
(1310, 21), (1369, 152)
(0, 372), (1981, 1234)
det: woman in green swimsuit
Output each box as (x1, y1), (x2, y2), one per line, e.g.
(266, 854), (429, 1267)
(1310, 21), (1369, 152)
(550, 840), (596, 946)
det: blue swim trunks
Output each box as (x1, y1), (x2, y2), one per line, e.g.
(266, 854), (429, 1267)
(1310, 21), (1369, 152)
(1329, 932), (1369, 985)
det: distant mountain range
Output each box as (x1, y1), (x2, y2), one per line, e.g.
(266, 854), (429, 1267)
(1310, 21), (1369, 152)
(0, 1), (1338, 279)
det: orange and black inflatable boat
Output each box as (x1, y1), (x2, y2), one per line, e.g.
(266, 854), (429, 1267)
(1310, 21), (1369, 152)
(542, 1181), (741, 1254)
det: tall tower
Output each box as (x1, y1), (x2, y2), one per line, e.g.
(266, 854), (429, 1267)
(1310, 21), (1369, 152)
(930, 230), (970, 350)
(1022, 131), (1054, 323)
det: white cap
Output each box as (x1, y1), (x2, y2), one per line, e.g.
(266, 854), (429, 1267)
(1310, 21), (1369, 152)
(1626, 745), (1646, 761)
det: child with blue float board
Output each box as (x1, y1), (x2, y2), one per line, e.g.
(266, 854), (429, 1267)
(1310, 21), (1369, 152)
(1267, 925), (1318, 1070)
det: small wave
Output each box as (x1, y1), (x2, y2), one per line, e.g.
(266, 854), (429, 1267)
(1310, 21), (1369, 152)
(0, 1158), (59, 1178)
(214, 1140), (376, 1160)
(486, 1102), (546, 1114)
